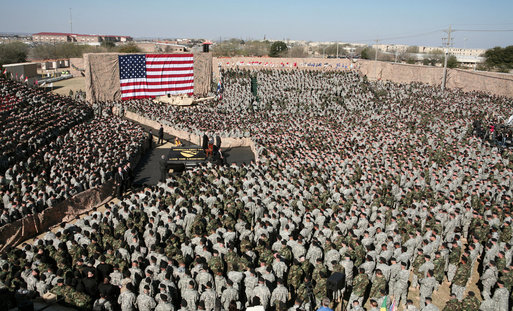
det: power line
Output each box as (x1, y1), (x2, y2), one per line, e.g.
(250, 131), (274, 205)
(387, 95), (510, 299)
(453, 29), (513, 32)
(350, 29), (443, 44)
(351, 28), (512, 46)
(452, 23), (513, 26)
(376, 30), (443, 42)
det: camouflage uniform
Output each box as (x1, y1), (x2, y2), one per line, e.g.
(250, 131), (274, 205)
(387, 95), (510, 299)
(442, 298), (461, 311)
(347, 273), (368, 311)
(137, 293), (157, 311)
(208, 255), (224, 275)
(313, 277), (327, 304)
(312, 265), (328, 282)
(411, 255), (424, 288)
(447, 246), (461, 283)
(369, 274), (386, 300)
(451, 263), (470, 300)
(288, 264), (304, 294)
(432, 256), (445, 284)
(461, 295), (480, 310)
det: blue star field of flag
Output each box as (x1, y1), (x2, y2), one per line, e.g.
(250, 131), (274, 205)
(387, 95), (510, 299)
(119, 55), (146, 80)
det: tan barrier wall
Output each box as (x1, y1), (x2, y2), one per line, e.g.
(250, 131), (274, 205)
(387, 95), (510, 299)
(84, 53), (121, 102)
(193, 53), (213, 97)
(0, 182), (114, 252)
(214, 57), (513, 98)
(358, 60), (513, 98)
(69, 57), (85, 77)
(85, 53), (212, 103)
(122, 109), (260, 162)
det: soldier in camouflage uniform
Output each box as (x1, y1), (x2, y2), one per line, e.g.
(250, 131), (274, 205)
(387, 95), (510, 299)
(419, 270), (438, 308)
(347, 268), (368, 311)
(208, 250), (224, 275)
(480, 260), (498, 300)
(137, 285), (157, 311)
(369, 269), (386, 301)
(447, 242), (461, 283)
(432, 252), (445, 285)
(442, 294), (461, 311)
(461, 291), (480, 310)
(313, 271), (328, 307)
(288, 261), (304, 297)
(50, 278), (66, 300)
(312, 258), (328, 282)
(451, 257), (470, 300)
(411, 252), (425, 288)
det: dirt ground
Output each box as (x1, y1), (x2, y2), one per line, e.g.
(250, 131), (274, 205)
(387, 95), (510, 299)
(48, 76), (86, 97)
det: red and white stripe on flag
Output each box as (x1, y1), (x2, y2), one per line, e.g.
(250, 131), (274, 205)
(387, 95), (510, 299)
(119, 54), (194, 100)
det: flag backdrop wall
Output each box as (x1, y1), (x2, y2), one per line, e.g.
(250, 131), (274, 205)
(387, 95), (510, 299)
(119, 54), (194, 100)
(84, 53), (212, 103)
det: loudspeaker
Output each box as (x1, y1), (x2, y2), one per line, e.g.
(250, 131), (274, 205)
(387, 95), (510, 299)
(327, 272), (345, 291)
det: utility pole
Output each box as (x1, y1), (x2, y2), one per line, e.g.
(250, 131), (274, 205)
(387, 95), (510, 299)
(441, 25), (452, 92)
(69, 8), (73, 33)
(374, 39), (379, 61)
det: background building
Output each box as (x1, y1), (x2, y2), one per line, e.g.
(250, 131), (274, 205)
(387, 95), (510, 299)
(32, 32), (132, 45)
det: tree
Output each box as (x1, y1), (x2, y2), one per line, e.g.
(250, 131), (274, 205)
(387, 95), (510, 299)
(30, 43), (95, 60)
(0, 42), (28, 66)
(101, 41), (116, 49)
(243, 40), (271, 57)
(269, 41), (288, 57)
(117, 43), (142, 53)
(288, 46), (308, 58)
(406, 46), (419, 53)
(360, 47), (376, 60)
(212, 39), (243, 57)
(484, 46), (513, 72)
(446, 55), (459, 68)
(422, 50), (444, 66)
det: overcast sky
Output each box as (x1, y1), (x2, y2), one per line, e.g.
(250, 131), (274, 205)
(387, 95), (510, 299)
(2, 0), (513, 49)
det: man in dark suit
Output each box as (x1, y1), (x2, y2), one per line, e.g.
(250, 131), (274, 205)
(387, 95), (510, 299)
(114, 166), (125, 199)
(123, 163), (134, 191)
(202, 133), (209, 152)
(96, 256), (113, 281)
(215, 134), (222, 149)
(82, 270), (99, 299)
(158, 125), (164, 145)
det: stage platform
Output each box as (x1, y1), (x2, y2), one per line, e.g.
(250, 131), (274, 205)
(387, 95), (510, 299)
(167, 146), (210, 171)
(131, 122), (255, 187)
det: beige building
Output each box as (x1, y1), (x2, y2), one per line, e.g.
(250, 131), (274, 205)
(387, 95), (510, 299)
(32, 32), (132, 45)
(418, 46), (486, 57)
(135, 42), (188, 53)
(373, 44), (410, 53)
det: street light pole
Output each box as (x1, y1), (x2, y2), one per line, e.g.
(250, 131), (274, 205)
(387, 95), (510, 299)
(441, 25), (452, 92)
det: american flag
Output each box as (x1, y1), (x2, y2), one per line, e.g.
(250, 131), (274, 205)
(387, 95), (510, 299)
(119, 54), (194, 100)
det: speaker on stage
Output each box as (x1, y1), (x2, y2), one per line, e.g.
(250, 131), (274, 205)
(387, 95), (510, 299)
(327, 272), (345, 291)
